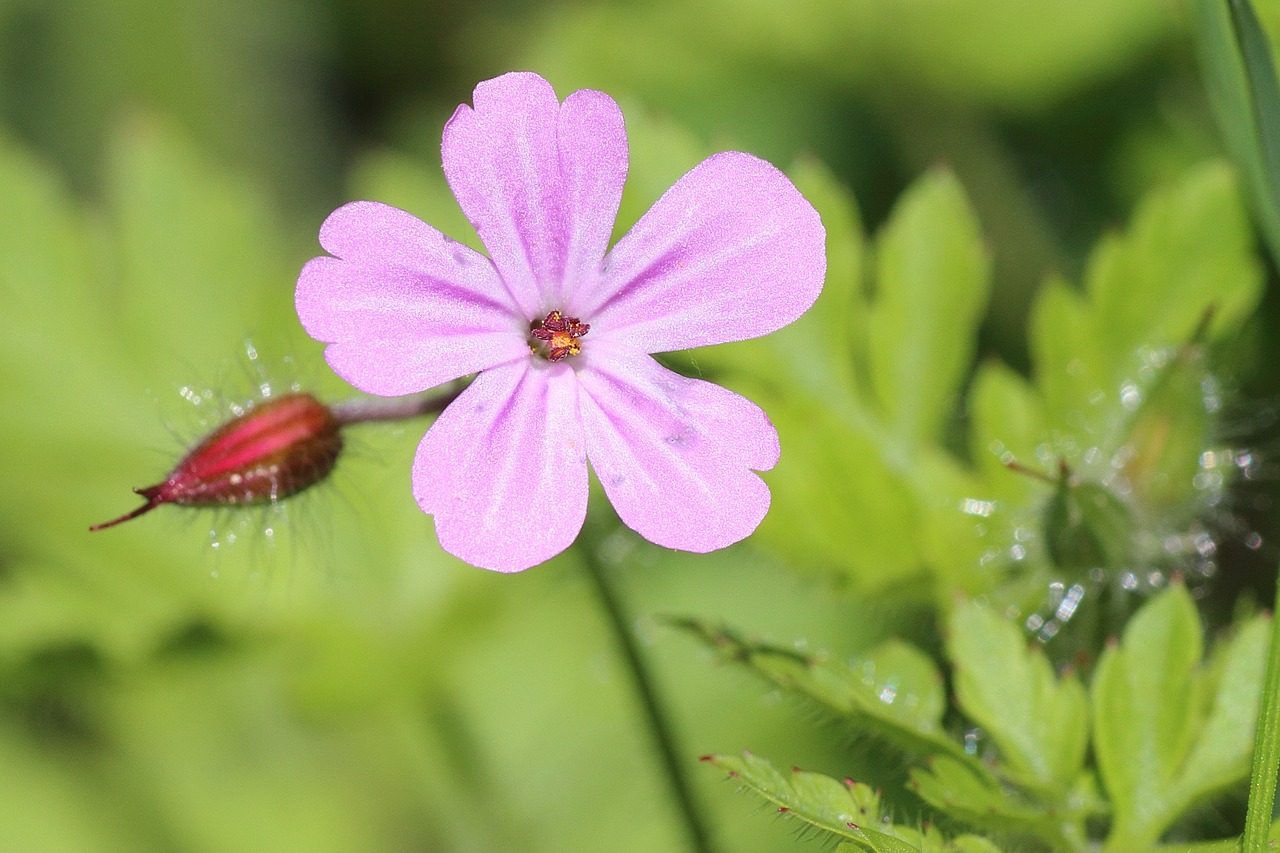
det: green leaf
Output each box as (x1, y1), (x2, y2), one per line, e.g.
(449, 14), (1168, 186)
(1089, 584), (1266, 850)
(1092, 584), (1202, 849)
(1180, 613), (1270, 801)
(1191, 0), (1280, 265)
(706, 752), (987, 852)
(968, 360), (1047, 487)
(948, 601), (1088, 789)
(701, 751), (890, 844)
(1027, 276), (1094, 432)
(673, 620), (965, 760)
(909, 754), (1070, 848)
(747, 395), (924, 588)
(1085, 163), (1257, 383)
(867, 168), (990, 449)
(1031, 163), (1260, 439)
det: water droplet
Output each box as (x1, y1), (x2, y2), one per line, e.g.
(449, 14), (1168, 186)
(960, 498), (996, 517)
(1119, 382), (1141, 410)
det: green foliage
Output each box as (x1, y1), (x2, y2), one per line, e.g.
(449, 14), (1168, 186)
(696, 586), (1269, 851)
(688, 150), (1261, 615)
(704, 751), (999, 853)
(948, 602), (1088, 791)
(673, 620), (962, 761)
(868, 170), (991, 450)
(1093, 586), (1270, 851)
(1192, 0), (1280, 267)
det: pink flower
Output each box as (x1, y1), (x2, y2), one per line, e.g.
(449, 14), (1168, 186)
(296, 72), (825, 572)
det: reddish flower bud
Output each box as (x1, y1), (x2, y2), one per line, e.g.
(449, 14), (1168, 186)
(91, 393), (342, 531)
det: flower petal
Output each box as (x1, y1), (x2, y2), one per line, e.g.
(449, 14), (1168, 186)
(443, 72), (627, 318)
(577, 151), (825, 353)
(296, 201), (529, 395)
(577, 342), (779, 552)
(413, 359), (588, 572)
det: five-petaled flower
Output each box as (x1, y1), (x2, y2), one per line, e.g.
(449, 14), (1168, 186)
(296, 72), (825, 572)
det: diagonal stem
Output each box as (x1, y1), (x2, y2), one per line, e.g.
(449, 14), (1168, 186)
(579, 532), (715, 853)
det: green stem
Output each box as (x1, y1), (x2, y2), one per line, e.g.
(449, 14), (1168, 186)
(1243, 559), (1280, 851)
(579, 535), (715, 853)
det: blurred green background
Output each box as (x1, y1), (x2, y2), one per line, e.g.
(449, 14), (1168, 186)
(2, 0), (1278, 850)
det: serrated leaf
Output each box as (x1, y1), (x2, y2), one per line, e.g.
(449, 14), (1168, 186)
(1028, 275), (1101, 431)
(706, 752), (963, 852)
(1092, 584), (1217, 850)
(1092, 584), (1203, 823)
(909, 755), (1069, 848)
(867, 168), (990, 449)
(1180, 613), (1270, 800)
(1086, 163), (1257, 375)
(948, 601), (1088, 789)
(703, 751), (887, 843)
(1031, 164), (1260, 436)
(675, 621), (965, 760)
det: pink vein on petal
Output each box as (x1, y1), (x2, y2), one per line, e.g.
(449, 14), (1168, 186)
(412, 359), (588, 572)
(296, 201), (528, 395)
(443, 72), (628, 319)
(579, 151), (826, 353)
(577, 342), (778, 552)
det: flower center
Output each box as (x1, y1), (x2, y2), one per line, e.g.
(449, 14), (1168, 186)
(530, 310), (590, 362)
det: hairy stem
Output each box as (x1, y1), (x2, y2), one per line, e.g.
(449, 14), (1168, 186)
(329, 381), (466, 426)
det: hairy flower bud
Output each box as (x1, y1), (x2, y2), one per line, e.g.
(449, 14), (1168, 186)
(91, 393), (342, 531)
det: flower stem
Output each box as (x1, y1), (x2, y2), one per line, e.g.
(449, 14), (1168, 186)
(1243, 559), (1280, 851)
(329, 381), (465, 426)
(579, 534), (715, 853)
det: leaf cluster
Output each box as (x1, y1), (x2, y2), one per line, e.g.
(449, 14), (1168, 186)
(689, 585), (1269, 851)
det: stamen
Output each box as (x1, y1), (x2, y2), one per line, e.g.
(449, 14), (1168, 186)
(531, 311), (590, 361)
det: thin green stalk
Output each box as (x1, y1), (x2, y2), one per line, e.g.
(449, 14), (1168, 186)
(579, 534), (715, 853)
(1243, 560), (1280, 850)
(1214, 3), (1280, 844)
